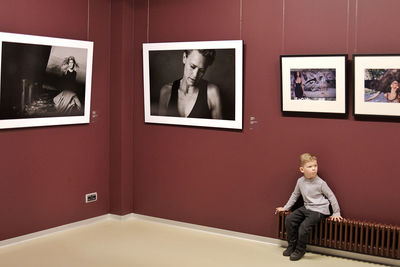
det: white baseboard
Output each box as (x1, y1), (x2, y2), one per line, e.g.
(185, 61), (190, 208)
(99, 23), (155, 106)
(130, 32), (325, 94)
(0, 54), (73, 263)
(0, 214), (111, 248)
(130, 213), (285, 246)
(129, 213), (399, 267)
(1, 213), (398, 266)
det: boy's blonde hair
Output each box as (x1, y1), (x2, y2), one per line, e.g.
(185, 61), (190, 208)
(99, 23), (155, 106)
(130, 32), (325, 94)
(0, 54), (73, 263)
(299, 153), (317, 167)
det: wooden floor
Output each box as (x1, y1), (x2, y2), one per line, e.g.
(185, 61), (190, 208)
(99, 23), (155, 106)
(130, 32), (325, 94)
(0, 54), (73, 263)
(0, 217), (392, 267)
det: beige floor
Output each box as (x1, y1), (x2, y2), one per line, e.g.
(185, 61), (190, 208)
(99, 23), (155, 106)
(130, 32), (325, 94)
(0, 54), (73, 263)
(0, 217), (393, 267)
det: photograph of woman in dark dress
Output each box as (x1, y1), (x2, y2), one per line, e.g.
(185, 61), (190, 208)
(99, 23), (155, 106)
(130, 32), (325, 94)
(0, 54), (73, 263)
(294, 71), (305, 99)
(53, 56), (82, 115)
(290, 69), (336, 101)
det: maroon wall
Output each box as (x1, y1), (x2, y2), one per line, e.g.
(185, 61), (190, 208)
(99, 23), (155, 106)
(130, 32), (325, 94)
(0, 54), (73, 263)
(1, 0), (400, 243)
(0, 0), (111, 240)
(109, 0), (134, 215)
(132, 0), (400, 238)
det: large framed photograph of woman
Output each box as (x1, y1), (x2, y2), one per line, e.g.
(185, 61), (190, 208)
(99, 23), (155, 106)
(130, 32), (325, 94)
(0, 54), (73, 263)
(280, 55), (347, 115)
(354, 55), (400, 117)
(0, 32), (93, 129)
(142, 40), (243, 129)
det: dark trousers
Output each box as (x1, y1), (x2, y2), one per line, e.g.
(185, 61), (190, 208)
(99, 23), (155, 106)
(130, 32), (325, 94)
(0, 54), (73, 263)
(285, 206), (325, 251)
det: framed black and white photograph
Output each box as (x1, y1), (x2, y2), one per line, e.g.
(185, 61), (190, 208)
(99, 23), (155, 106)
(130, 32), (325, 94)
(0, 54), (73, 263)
(0, 32), (93, 129)
(142, 40), (243, 129)
(280, 55), (347, 115)
(354, 55), (400, 117)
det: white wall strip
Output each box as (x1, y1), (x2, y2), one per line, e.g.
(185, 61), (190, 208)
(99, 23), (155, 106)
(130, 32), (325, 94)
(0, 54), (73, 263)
(0, 214), (110, 248)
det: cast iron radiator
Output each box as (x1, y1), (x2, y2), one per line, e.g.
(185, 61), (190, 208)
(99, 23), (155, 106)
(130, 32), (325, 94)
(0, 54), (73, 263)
(276, 211), (400, 259)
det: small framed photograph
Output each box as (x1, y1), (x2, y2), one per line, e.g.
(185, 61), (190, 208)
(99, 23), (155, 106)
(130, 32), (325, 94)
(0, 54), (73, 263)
(354, 54), (400, 117)
(0, 32), (93, 129)
(280, 55), (347, 115)
(142, 40), (243, 130)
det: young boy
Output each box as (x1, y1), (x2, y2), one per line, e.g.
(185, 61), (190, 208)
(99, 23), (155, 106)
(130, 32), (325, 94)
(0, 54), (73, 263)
(275, 153), (343, 261)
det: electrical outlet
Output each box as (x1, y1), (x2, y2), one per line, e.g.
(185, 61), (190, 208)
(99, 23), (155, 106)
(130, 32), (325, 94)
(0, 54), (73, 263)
(85, 192), (97, 203)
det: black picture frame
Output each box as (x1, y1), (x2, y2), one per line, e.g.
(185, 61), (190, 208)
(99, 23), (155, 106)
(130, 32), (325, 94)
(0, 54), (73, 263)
(353, 54), (400, 117)
(280, 54), (348, 116)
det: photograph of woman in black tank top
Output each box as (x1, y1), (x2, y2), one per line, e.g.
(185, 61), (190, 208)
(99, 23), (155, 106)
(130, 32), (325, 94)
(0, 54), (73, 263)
(158, 49), (222, 119)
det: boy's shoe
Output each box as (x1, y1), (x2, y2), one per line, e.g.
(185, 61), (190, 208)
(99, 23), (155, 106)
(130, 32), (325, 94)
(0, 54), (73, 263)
(282, 244), (295, 256)
(289, 249), (305, 261)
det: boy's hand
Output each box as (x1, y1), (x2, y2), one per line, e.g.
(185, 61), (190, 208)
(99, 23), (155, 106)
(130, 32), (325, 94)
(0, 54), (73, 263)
(275, 207), (286, 214)
(328, 215), (343, 222)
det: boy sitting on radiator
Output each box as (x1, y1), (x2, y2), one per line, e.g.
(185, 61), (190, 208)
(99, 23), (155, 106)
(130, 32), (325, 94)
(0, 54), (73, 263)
(275, 153), (343, 261)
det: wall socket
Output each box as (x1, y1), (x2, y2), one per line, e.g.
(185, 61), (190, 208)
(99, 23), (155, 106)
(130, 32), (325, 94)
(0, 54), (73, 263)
(85, 192), (97, 203)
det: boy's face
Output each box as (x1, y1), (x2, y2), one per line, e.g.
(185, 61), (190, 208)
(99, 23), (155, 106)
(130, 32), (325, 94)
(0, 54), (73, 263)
(300, 160), (318, 179)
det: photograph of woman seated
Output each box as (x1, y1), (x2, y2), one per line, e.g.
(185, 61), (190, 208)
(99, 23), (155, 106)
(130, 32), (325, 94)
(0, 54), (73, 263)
(364, 69), (400, 103)
(0, 42), (87, 119)
(53, 56), (83, 115)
